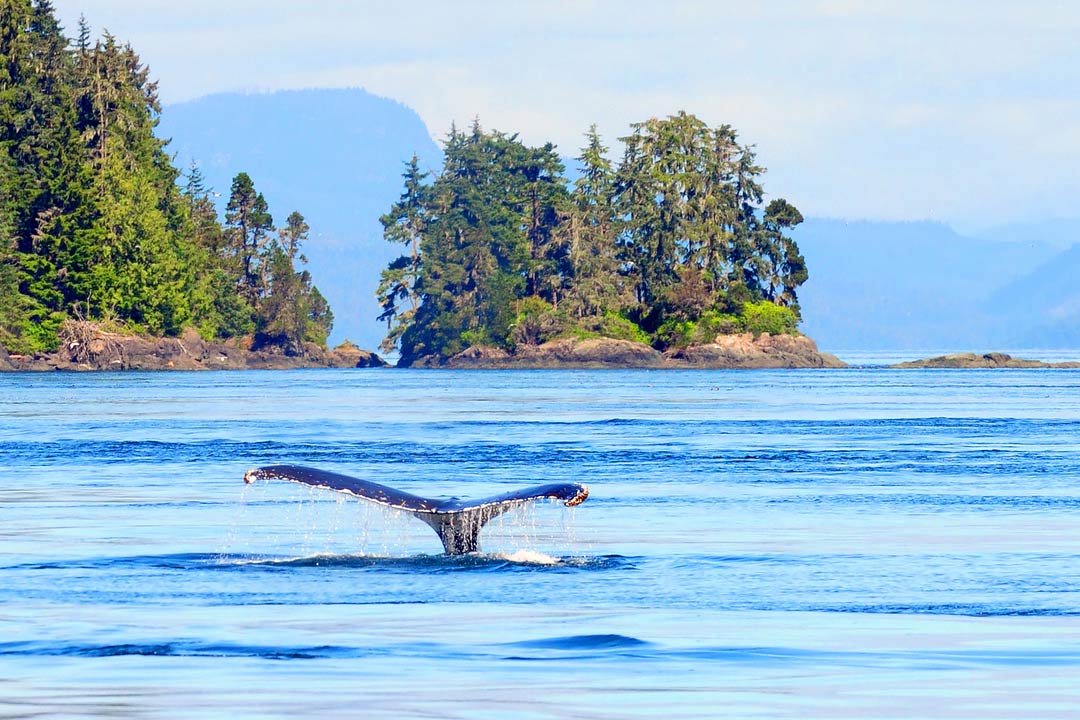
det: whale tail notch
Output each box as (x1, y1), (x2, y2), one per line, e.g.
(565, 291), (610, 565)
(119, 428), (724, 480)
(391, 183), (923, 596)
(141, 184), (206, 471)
(244, 464), (588, 555)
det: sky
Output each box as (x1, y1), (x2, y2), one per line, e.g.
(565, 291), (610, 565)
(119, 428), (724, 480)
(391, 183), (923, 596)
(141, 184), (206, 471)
(52, 0), (1080, 232)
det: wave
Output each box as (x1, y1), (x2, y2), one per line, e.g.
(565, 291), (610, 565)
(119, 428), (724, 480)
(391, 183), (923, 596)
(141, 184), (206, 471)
(5, 638), (1077, 670)
(504, 634), (650, 650)
(0, 640), (363, 660)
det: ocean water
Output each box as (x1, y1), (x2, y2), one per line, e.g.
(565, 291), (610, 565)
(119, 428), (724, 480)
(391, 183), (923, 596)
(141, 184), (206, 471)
(2, 368), (1080, 719)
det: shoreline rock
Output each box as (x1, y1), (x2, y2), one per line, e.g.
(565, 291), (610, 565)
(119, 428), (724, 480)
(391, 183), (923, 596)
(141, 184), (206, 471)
(0, 343), (14, 371)
(665, 333), (846, 369)
(424, 333), (846, 370)
(1, 327), (386, 372)
(892, 352), (1080, 369)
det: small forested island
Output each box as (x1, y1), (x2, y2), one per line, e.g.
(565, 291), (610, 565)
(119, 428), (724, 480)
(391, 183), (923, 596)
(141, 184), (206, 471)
(0, 3), (383, 370)
(375, 114), (840, 368)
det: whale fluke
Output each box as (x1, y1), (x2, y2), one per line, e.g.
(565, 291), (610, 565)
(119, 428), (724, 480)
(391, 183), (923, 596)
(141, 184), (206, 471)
(244, 465), (588, 555)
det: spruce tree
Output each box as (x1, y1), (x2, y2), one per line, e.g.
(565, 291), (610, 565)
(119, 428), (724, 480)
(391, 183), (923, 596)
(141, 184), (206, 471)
(567, 125), (623, 319)
(250, 210), (333, 354)
(377, 156), (428, 352)
(224, 172), (273, 306)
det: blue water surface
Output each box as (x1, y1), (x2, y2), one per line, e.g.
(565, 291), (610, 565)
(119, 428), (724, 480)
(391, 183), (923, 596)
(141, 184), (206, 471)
(2, 368), (1080, 718)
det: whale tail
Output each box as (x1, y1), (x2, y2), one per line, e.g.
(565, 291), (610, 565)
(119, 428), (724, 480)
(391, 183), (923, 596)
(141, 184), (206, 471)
(244, 465), (588, 555)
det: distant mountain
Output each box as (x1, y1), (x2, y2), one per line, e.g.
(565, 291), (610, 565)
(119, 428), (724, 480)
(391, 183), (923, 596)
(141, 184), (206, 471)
(794, 219), (1062, 351)
(984, 243), (1080, 347)
(970, 218), (1080, 347)
(973, 218), (1080, 250)
(157, 88), (441, 351)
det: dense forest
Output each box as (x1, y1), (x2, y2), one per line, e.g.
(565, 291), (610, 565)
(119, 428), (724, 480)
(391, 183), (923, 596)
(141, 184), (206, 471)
(377, 115), (808, 365)
(0, 0), (332, 355)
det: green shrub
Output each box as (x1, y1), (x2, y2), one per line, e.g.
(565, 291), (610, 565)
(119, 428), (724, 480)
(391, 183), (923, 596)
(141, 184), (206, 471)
(460, 328), (494, 349)
(18, 311), (66, 354)
(741, 301), (799, 336)
(656, 310), (742, 349)
(598, 312), (650, 343)
(697, 309), (742, 337)
(573, 312), (650, 344)
(507, 297), (567, 349)
(656, 318), (693, 348)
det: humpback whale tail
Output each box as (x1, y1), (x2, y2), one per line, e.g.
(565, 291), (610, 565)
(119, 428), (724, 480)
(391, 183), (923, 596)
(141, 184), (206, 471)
(244, 465), (589, 555)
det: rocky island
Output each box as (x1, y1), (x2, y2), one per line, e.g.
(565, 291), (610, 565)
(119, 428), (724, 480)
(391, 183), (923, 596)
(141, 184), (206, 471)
(374, 114), (824, 371)
(892, 352), (1080, 369)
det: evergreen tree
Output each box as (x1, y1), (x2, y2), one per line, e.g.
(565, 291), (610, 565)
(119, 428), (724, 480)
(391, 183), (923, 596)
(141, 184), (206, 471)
(303, 285), (333, 347)
(181, 160), (224, 253)
(728, 144), (766, 292)
(256, 210), (331, 354)
(224, 171), (273, 305)
(74, 13), (89, 52)
(758, 198), (806, 311)
(376, 155), (428, 353)
(71, 32), (194, 334)
(177, 159), (251, 339)
(517, 141), (570, 303)
(566, 125), (623, 319)
(1, 0), (95, 350)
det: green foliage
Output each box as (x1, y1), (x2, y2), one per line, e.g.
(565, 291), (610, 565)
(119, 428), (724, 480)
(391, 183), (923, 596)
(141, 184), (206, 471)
(377, 155), (427, 348)
(0, 256), (65, 353)
(655, 319), (693, 348)
(302, 285), (333, 347)
(565, 126), (626, 320)
(251, 209), (333, 354)
(572, 312), (650, 344)
(507, 296), (567, 349)
(458, 328), (492, 351)
(21, 310), (65, 353)
(656, 310), (743, 349)
(225, 172), (273, 306)
(741, 301), (799, 336)
(0, 5), (334, 354)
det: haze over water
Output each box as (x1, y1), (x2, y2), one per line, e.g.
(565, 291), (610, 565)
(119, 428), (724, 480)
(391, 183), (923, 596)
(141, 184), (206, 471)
(3, 368), (1080, 718)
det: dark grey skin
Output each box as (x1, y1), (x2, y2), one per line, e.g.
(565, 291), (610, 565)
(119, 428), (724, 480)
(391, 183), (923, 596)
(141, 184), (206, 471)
(244, 465), (589, 555)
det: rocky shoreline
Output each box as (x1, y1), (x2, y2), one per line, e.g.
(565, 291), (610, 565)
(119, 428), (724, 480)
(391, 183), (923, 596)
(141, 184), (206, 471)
(891, 352), (1080, 369)
(417, 333), (846, 370)
(7, 330), (1073, 373)
(0, 326), (385, 372)
(1, 330), (845, 371)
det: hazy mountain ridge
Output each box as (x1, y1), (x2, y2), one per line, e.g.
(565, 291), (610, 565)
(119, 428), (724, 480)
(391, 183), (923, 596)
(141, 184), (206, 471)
(973, 218), (1080, 250)
(983, 242), (1080, 347)
(796, 219), (1080, 350)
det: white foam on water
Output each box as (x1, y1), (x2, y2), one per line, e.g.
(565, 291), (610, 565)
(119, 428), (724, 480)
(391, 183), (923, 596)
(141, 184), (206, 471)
(497, 549), (560, 565)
